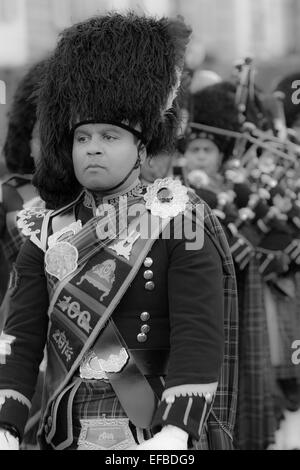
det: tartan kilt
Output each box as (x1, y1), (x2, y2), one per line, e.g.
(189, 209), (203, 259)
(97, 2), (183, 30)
(271, 273), (300, 382)
(235, 258), (278, 450)
(63, 379), (234, 450)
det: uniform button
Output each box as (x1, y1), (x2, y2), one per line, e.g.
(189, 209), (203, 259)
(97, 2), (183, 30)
(204, 392), (213, 404)
(137, 333), (147, 343)
(47, 416), (53, 427)
(143, 270), (153, 280)
(144, 257), (153, 268)
(141, 324), (150, 334)
(140, 311), (150, 321)
(145, 281), (155, 291)
(44, 424), (49, 434)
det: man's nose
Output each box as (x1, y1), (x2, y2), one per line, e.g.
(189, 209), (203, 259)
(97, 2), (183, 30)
(87, 136), (103, 155)
(196, 152), (207, 160)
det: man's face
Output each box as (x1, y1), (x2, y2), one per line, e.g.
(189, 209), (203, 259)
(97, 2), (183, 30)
(184, 138), (222, 178)
(72, 123), (139, 191)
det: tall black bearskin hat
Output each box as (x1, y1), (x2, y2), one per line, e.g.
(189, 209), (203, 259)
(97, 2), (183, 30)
(182, 81), (240, 161)
(34, 12), (191, 209)
(273, 72), (300, 128)
(3, 59), (47, 174)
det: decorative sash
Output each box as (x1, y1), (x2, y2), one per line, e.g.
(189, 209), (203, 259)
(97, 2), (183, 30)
(39, 202), (171, 439)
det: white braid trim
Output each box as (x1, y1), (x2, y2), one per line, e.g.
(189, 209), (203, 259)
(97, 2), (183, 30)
(0, 390), (31, 409)
(162, 383), (218, 404)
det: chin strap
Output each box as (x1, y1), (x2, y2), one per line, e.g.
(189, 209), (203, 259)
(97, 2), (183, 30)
(105, 147), (141, 192)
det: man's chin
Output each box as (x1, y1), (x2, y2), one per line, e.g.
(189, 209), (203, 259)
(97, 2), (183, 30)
(84, 178), (112, 192)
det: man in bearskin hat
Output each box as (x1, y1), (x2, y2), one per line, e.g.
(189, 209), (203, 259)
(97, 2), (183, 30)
(182, 77), (300, 449)
(0, 59), (48, 450)
(0, 12), (238, 450)
(0, 60), (46, 326)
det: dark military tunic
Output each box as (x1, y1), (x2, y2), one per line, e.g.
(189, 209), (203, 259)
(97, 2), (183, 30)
(0, 184), (237, 449)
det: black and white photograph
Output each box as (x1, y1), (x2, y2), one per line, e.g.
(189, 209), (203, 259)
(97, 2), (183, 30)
(0, 0), (300, 453)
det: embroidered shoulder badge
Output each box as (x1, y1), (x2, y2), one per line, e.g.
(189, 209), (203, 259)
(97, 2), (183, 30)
(17, 207), (49, 237)
(144, 177), (189, 219)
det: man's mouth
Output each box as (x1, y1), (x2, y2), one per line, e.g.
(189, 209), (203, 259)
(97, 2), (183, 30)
(86, 164), (105, 170)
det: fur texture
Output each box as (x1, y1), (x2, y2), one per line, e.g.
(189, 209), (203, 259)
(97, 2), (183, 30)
(34, 12), (191, 208)
(183, 81), (240, 160)
(3, 60), (47, 174)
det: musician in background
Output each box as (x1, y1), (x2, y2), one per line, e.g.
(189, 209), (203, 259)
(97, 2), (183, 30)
(181, 76), (297, 450)
(0, 60), (46, 326)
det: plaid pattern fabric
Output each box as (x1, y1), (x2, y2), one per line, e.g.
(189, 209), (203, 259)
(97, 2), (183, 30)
(235, 258), (277, 450)
(69, 379), (154, 449)
(0, 177), (31, 265)
(272, 273), (300, 381)
(1, 223), (26, 265)
(189, 192), (239, 449)
(69, 379), (226, 450)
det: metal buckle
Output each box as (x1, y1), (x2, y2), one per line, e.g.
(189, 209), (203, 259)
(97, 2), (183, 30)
(77, 418), (136, 450)
(79, 348), (129, 380)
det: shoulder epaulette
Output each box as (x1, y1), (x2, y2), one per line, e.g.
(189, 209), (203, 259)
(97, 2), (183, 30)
(17, 207), (53, 252)
(17, 194), (83, 252)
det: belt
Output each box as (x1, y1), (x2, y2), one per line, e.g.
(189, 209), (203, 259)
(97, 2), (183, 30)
(88, 320), (158, 429)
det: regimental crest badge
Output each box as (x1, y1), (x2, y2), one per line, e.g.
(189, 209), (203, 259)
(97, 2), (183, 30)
(45, 242), (79, 281)
(110, 230), (140, 261)
(80, 347), (129, 380)
(144, 177), (189, 219)
(76, 259), (116, 301)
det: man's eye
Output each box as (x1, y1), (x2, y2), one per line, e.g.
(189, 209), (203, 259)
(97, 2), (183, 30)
(103, 134), (117, 141)
(77, 136), (88, 143)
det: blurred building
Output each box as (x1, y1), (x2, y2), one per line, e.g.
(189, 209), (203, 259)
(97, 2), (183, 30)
(176, 0), (296, 66)
(0, 0), (174, 69)
(0, 0), (299, 71)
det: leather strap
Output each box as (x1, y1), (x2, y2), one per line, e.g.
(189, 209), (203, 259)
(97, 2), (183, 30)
(93, 320), (158, 429)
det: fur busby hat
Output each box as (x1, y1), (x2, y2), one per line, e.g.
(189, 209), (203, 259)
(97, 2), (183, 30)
(274, 72), (300, 128)
(34, 12), (191, 208)
(182, 81), (240, 161)
(3, 60), (47, 174)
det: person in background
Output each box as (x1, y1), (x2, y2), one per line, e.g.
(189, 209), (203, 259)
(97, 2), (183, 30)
(0, 60), (47, 450)
(189, 69), (222, 95)
(181, 80), (292, 449)
(0, 60), (46, 323)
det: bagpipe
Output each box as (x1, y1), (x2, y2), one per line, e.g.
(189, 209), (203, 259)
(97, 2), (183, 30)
(184, 57), (300, 281)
